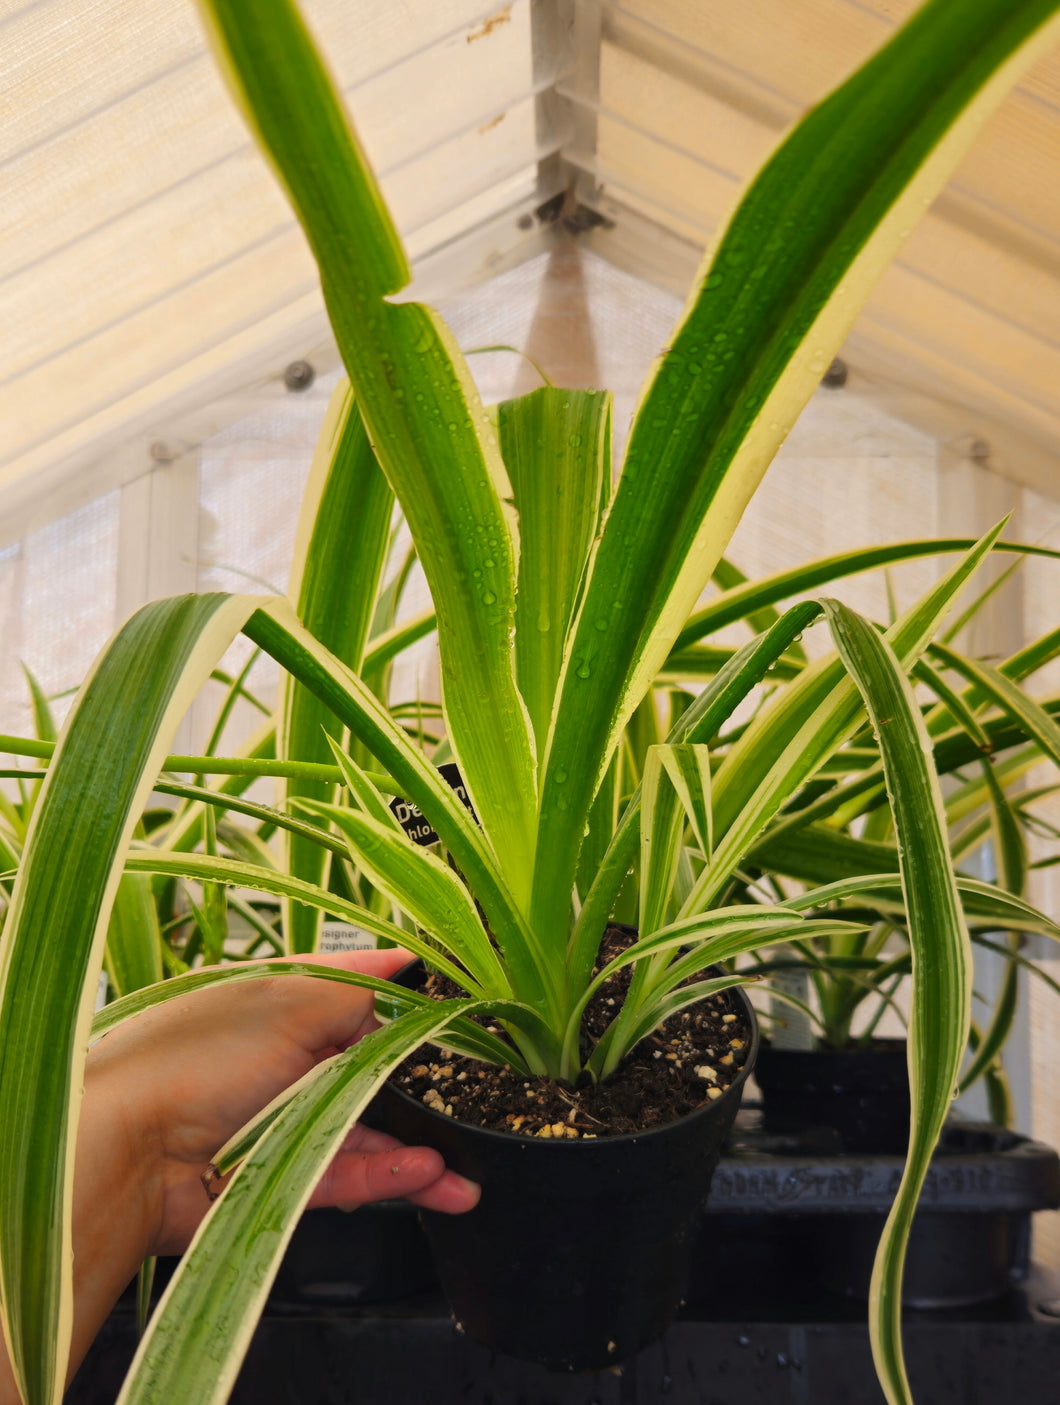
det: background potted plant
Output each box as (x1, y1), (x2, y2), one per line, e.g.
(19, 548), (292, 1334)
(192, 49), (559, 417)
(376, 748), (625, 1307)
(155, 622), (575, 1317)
(3, 0), (1060, 1403)
(740, 621), (1060, 1148)
(618, 543), (1060, 1152)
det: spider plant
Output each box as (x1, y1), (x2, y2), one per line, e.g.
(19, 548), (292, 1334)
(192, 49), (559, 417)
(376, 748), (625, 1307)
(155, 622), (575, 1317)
(642, 553), (1060, 1060)
(731, 612), (1060, 1119)
(2, 2), (1060, 1404)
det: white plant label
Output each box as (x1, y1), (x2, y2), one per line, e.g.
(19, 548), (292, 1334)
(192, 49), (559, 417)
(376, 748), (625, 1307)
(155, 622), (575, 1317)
(319, 923), (377, 953)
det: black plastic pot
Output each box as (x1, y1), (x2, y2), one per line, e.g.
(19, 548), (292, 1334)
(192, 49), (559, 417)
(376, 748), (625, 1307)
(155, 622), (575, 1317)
(692, 1115), (1060, 1310)
(270, 1202), (436, 1305)
(71, 1265), (1060, 1405)
(371, 963), (759, 1372)
(754, 1039), (911, 1154)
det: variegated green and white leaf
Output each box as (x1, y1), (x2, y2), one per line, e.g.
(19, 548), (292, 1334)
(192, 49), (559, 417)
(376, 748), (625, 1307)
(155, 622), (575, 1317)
(299, 802), (514, 1002)
(820, 599), (972, 1405)
(91, 963), (526, 1082)
(244, 599), (542, 996)
(104, 873), (163, 1000)
(140, 779), (348, 859)
(532, 0), (1060, 942)
(673, 537), (1060, 651)
(912, 655), (992, 752)
(680, 528), (1004, 918)
(751, 824), (902, 885)
(575, 909), (862, 1075)
(944, 746), (1043, 827)
(784, 873), (1060, 943)
(592, 975), (760, 1079)
(638, 747), (685, 938)
(197, 0), (539, 900)
(280, 377), (394, 953)
(116, 1002), (491, 1405)
(0, 593), (263, 1405)
(954, 760), (1024, 1095)
(928, 639), (1060, 769)
(361, 607), (436, 675)
(123, 849), (475, 994)
(324, 735), (405, 833)
(570, 602), (823, 994)
(659, 745), (714, 861)
(710, 556), (807, 661)
(20, 664), (57, 748)
(498, 387), (612, 757)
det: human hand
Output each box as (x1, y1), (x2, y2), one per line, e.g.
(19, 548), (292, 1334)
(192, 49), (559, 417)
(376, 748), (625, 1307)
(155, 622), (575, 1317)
(88, 946), (479, 1258)
(0, 948), (477, 1402)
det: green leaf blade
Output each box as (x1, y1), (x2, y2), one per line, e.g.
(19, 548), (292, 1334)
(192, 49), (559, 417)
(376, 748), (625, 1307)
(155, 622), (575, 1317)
(281, 379), (394, 953)
(104, 873), (164, 999)
(682, 527), (1005, 918)
(568, 602), (823, 997)
(116, 1001), (489, 1405)
(674, 538), (1060, 650)
(302, 802), (513, 1001)
(0, 592), (260, 1405)
(198, 0), (539, 897)
(533, 0), (1060, 940)
(499, 387), (612, 756)
(821, 600), (972, 1405)
(243, 600), (541, 1001)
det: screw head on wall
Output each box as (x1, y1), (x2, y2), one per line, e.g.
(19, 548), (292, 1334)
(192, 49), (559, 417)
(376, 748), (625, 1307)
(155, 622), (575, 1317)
(821, 357), (848, 389)
(284, 360), (315, 392)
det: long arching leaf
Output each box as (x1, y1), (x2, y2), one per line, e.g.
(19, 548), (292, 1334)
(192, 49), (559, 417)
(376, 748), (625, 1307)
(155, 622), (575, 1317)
(91, 964), (526, 1072)
(197, 0), (539, 901)
(280, 378), (393, 953)
(821, 600), (972, 1405)
(673, 538), (1060, 650)
(0, 594), (262, 1405)
(530, 1), (1060, 939)
(115, 1002), (492, 1405)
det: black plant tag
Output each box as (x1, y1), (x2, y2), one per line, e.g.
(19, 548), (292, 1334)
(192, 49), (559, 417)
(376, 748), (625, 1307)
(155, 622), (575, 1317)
(389, 762), (478, 846)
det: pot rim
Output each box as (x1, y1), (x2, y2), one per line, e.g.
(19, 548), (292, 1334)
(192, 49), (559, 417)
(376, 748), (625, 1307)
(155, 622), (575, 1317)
(759, 1037), (907, 1055)
(379, 960), (760, 1149)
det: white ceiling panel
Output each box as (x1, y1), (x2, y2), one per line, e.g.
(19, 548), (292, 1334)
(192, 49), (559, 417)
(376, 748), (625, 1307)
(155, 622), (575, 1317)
(570, 0), (1060, 494)
(0, 0), (563, 518)
(3, 0), (1060, 532)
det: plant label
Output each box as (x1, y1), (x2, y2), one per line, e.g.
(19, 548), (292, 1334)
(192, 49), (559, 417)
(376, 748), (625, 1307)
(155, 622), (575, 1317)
(389, 761), (478, 846)
(319, 923), (377, 953)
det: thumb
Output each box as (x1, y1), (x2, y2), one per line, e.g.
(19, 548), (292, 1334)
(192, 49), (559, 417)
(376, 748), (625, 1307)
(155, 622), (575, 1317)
(262, 947), (415, 1055)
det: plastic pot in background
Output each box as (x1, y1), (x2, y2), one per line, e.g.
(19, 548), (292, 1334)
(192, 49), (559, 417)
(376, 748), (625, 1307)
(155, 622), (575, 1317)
(371, 964), (760, 1372)
(693, 1117), (1060, 1311)
(754, 1039), (911, 1154)
(818, 1208), (1028, 1308)
(270, 1202), (436, 1306)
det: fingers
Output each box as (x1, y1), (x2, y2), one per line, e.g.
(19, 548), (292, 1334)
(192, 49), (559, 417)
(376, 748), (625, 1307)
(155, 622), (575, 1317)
(403, 1168), (482, 1215)
(310, 1137), (480, 1216)
(289, 948), (414, 980)
(258, 947), (415, 1056)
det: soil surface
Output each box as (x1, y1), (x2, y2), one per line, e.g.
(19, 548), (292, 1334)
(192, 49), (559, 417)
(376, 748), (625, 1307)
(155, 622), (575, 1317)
(390, 925), (751, 1138)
